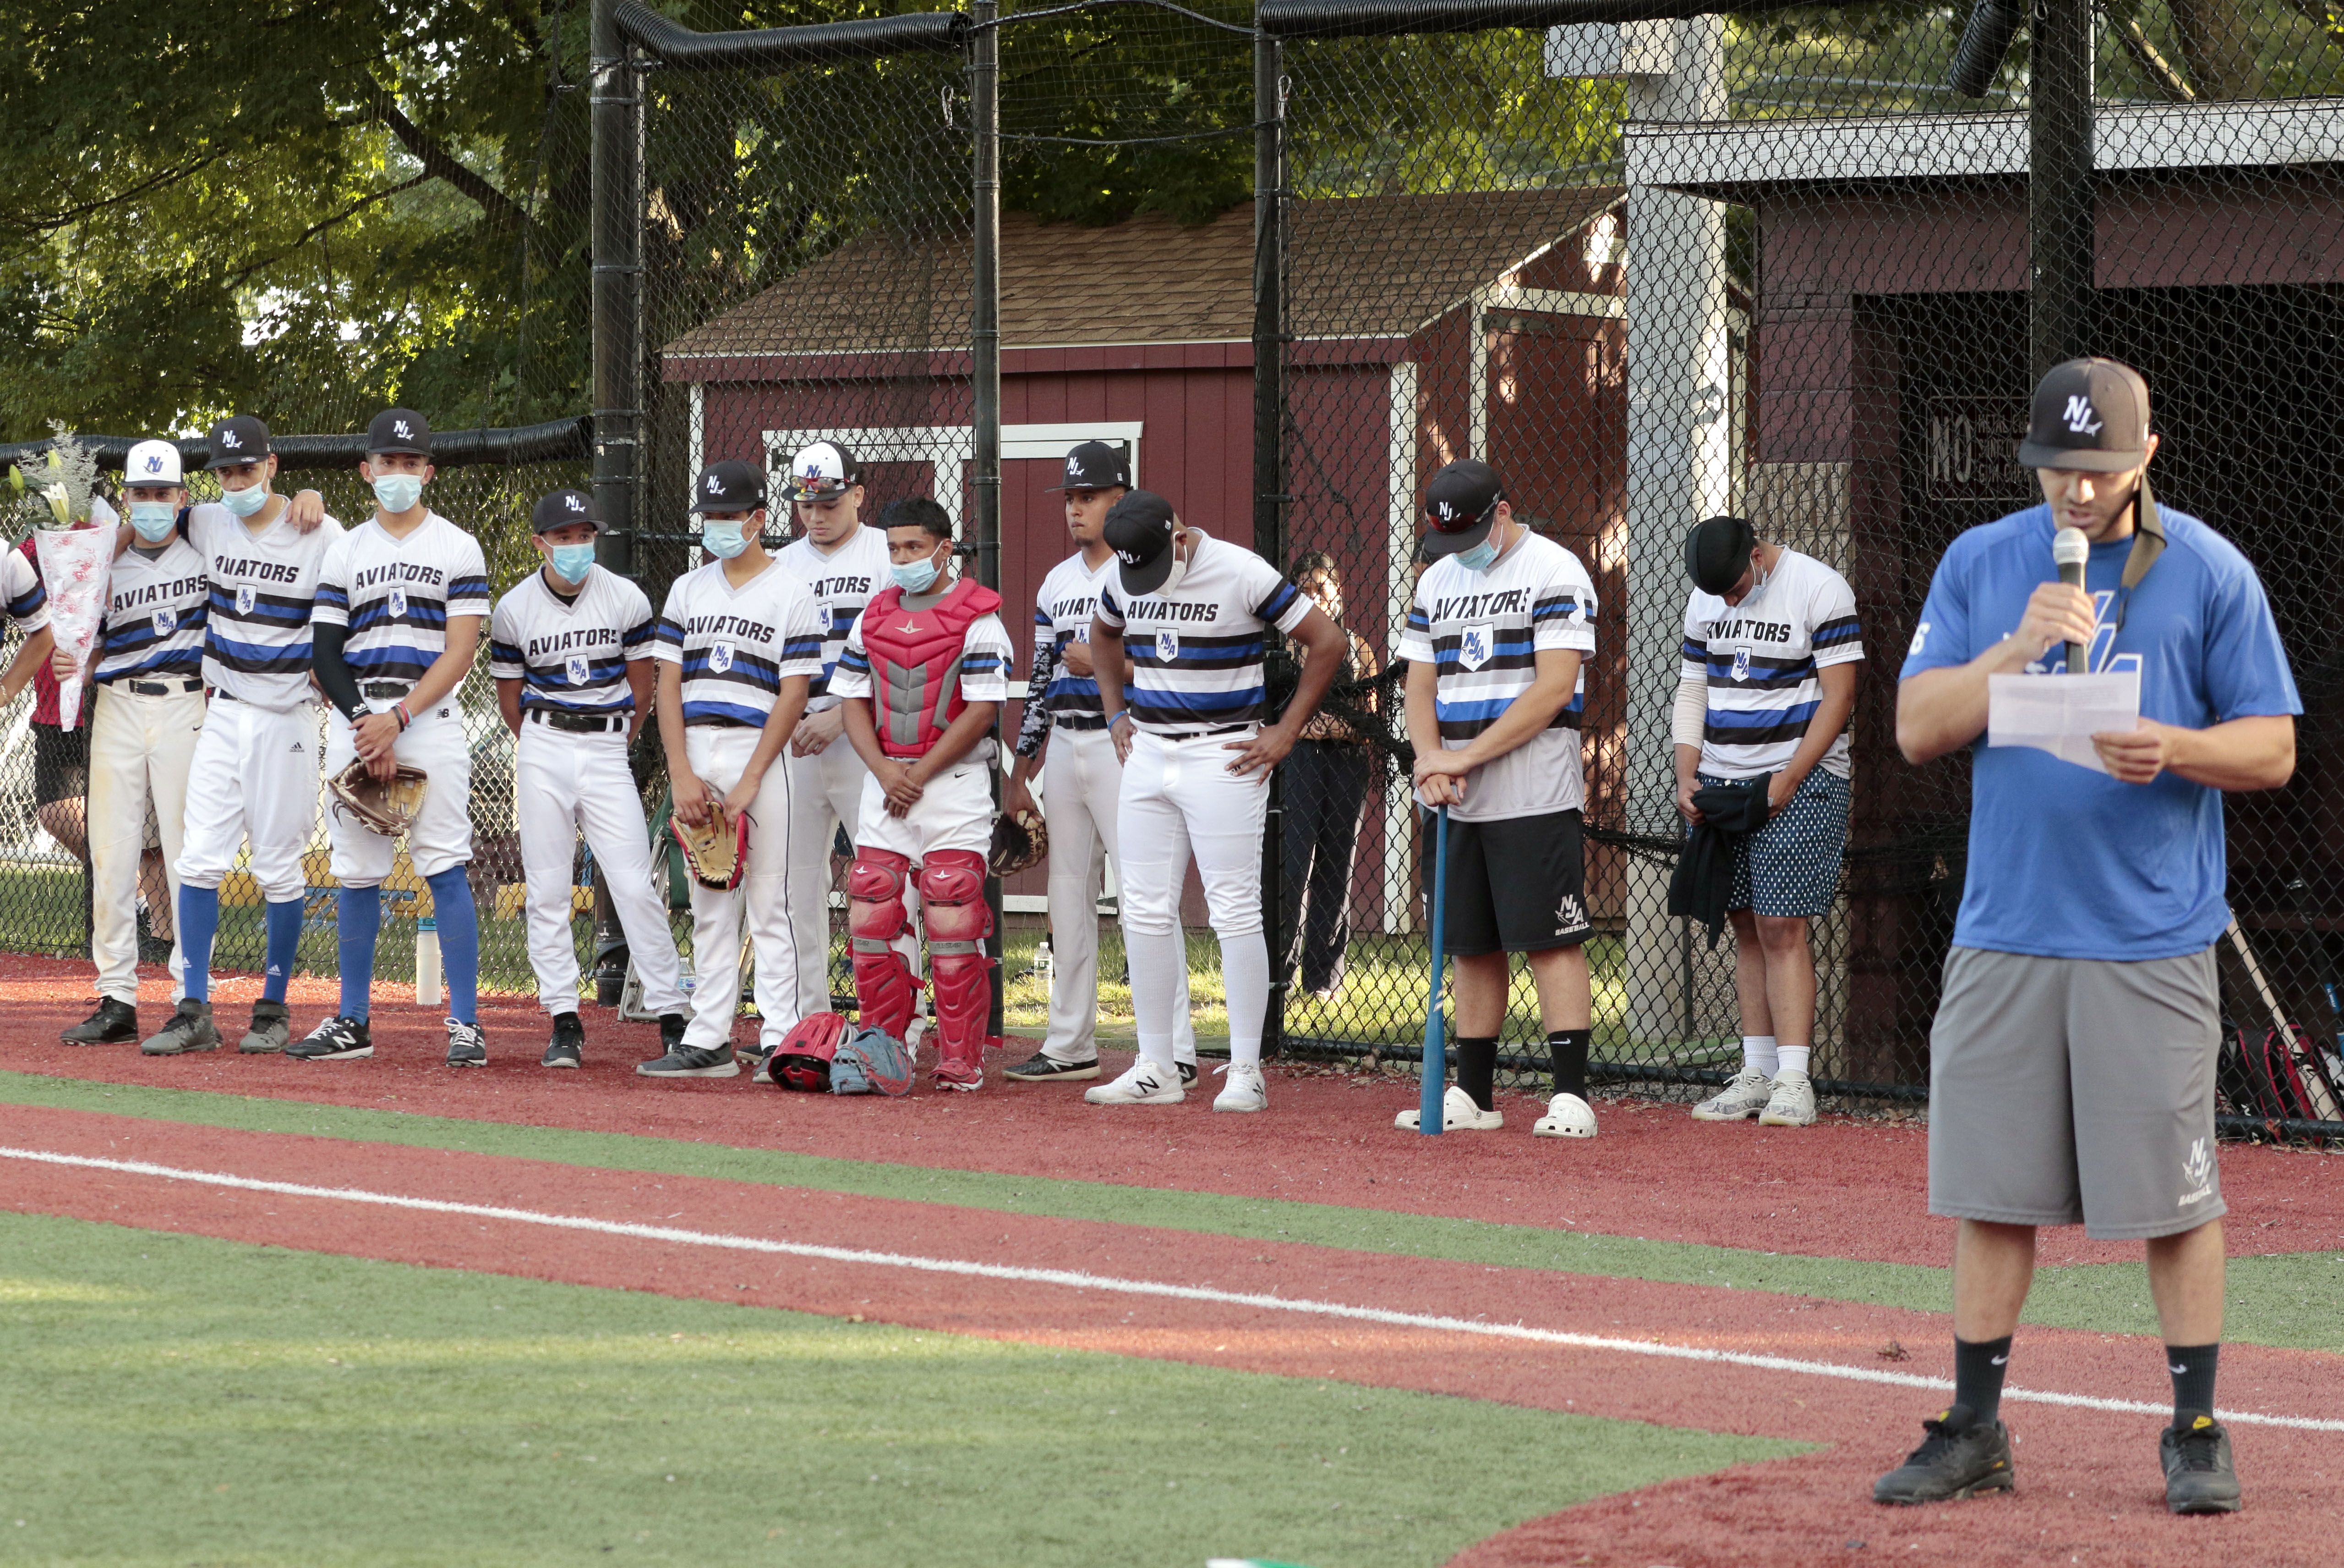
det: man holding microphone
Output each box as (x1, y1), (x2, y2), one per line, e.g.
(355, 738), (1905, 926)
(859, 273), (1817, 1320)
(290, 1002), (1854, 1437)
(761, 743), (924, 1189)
(1878, 359), (2297, 1514)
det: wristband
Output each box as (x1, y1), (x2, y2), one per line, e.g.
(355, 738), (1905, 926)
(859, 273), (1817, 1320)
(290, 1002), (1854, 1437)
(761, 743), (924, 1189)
(394, 702), (412, 731)
(1109, 711), (1131, 730)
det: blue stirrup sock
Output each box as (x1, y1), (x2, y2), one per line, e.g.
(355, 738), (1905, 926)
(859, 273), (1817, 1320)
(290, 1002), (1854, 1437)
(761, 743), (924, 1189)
(177, 885), (220, 1003)
(425, 867), (479, 1025)
(337, 887), (383, 1022)
(262, 898), (303, 1003)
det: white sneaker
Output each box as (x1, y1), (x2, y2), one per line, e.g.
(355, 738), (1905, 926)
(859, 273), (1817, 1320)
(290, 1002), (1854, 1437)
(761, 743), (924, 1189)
(1690, 1070), (1774, 1122)
(1395, 1084), (1503, 1132)
(1758, 1068), (1817, 1127)
(1084, 1061), (1186, 1105)
(1212, 1061), (1267, 1113)
(1533, 1092), (1598, 1139)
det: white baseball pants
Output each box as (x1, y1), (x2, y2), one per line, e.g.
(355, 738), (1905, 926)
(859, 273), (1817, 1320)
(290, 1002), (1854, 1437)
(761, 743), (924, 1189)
(682, 725), (799, 1054)
(1116, 728), (1272, 1075)
(515, 721), (686, 1018)
(1040, 726), (1193, 1067)
(177, 697), (321, 904)
(853, 758), (994, 862)
(783, 736), (869, 1016)
(324, 698), (472, 884)
(88, 683), (201, 1004)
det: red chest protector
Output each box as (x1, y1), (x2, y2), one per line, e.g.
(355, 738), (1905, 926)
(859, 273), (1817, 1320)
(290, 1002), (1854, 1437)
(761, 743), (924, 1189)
(860, 577), (1003, 758)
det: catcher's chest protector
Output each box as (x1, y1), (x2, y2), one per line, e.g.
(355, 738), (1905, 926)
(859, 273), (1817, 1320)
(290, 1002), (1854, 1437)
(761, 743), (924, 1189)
(861, 579), (1003, 758)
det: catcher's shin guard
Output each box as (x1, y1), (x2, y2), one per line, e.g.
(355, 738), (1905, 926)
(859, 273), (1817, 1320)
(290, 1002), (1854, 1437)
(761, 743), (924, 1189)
(918, 849), (994, 1087)
(848, 848), (918, 1040)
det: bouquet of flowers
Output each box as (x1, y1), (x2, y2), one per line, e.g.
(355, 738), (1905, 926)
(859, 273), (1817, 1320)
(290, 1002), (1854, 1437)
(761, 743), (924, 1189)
(11, 426), (112, 732)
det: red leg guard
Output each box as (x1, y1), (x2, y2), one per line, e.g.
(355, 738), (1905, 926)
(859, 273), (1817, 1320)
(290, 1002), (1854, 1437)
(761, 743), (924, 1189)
(849, 848), (917, 1043)
(918, 849), (993, 1088)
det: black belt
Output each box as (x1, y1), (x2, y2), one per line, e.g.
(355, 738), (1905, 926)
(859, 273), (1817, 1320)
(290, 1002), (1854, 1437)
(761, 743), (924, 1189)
(687, 716), (756, 729)
(117, 678), (203, 697)
(1153, 723), (1251, 741)
(528, 708), (628, 734)
(361, 681), (412, 700)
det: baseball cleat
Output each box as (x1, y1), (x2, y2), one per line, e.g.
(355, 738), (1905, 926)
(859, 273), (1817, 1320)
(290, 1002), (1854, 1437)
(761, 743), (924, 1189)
(541, 1012), (584, 1069)
(1212, 1061), (1268, 1113)
(658, 1012), (687, 1053)
(1758, 1068), (1817, 1127)
(61, 997), (138, 1045)
(141, 999), (220, 1056)
(287, 1016), (373, 1061)
(636, 1043), (741, 1078)
(1396, 1084), (1503, 1132)
(444, 1019), (488, 1068)
(1533, 1092), (1598, 1139)
(1084, 1062), (1185, 1105)
(1874, 1408), (2014, 1505)
(239, 999), (291, 1054)
(2161, 1415), (2241, 1514)
(932, 1063), (983, 1093)
(1005, 1051), (1101, 1082)
(1691, 1069), (1772, 1121)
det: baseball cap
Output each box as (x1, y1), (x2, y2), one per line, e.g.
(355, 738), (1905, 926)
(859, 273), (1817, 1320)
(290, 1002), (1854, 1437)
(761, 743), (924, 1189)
(1104, 490), (1179, 597)
(125, 439), (185, 489)
(781, 441), (859, 501)
(1421, 459), (1504, 558)
(203, 415), (271, 470)
(693, 459), (765, 514)
(531, 488), (599, 533)
(367, 407), (432, 457)
(1685, 515), (1757, 597)
(1049, 441), (1131, 492)
(2016, 357), (2151, 473)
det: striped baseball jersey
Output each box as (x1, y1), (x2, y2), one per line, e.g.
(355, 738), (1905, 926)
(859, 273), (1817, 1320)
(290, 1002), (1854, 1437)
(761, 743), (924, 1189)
(2, 543), (49, 630)
(1014, 550), (1120, 757)
(1094, 532), (1310, 734)
(186, 503), (345, 710)
(1680, 549), (1863, 781)
(1400, 530), (1598, 821)
(828, 585), (1014, 709)
(650, 557), (825, 726)
(776, 524), (890, 709)
(311, 513), (492, 687)
(489, 566), (656, 719)
(94, 535), (208, 684)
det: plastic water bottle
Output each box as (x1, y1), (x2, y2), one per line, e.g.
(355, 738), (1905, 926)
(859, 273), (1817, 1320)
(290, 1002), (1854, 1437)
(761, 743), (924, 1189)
(1033, 937), (1054, 985)
(415, 917), (442, 1007)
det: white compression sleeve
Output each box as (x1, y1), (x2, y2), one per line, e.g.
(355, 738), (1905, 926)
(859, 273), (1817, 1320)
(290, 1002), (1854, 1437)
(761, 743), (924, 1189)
(1220, 931), (1271, 1069)
(1671, 664), (1708, 750)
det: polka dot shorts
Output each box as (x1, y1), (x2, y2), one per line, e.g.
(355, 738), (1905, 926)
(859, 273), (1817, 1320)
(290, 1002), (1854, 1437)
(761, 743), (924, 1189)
(1698, 768), (1851, 919)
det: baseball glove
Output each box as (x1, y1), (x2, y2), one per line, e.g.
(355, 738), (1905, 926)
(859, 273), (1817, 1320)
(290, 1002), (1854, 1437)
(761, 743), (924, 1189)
(671, 802), (748, 891)
(988, 807), (1048, 877)
(328, 761), (429, 837)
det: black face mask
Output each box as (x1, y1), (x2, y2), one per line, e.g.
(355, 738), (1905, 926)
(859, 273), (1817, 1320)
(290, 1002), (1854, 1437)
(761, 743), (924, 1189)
(1685, 516), (1756, 596)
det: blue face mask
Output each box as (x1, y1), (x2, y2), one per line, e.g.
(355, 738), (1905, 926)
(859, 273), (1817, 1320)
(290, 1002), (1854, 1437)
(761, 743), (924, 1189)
(548, 543), (596, 583)
(219, 482), (269, 518)
(129, 501), (177, 543)
(1453, 537), (1499, 572)
(372, 472), (424, 515)
(891, 553), (942, 594)
(700, 520), (749, 560)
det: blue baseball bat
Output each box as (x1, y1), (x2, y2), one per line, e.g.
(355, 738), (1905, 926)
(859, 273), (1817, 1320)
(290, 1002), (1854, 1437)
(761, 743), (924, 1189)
(1420, 805), (1450, 1135)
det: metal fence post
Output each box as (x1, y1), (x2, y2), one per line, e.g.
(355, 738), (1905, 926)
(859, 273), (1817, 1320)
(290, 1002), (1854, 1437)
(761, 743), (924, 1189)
(590, 0), (642, 569)
(973, 0), (1007, 1037)
(1255, 27), (1288, 1058)
(2030, 0), (2095, 376)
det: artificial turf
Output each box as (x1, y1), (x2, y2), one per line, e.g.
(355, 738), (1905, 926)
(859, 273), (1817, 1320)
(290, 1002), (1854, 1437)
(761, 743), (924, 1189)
(0, 1210), (1793, 1567)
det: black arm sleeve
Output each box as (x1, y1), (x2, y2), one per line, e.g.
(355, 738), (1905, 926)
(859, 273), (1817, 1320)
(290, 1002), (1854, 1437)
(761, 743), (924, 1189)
(311, 621), (367, 723)
(1013, 635), (1059, 759)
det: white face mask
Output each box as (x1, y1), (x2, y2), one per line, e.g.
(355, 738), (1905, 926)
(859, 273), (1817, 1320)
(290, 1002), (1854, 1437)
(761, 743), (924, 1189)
(372, 473), (424, 514)
(220, 481), (269, 518)
(1156, 544), (1191, 597)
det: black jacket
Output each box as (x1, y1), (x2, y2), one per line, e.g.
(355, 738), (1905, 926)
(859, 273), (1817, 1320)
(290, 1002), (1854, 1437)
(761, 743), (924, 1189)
(1666, 777), (1772, 947)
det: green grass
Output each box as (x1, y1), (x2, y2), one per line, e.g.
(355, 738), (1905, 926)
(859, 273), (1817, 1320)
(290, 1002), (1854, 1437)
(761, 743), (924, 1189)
(0, 1211), (1795, 1567)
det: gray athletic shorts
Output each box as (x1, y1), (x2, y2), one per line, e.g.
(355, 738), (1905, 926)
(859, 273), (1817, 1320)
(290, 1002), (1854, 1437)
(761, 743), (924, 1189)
(1928, 945), (2224, 1241)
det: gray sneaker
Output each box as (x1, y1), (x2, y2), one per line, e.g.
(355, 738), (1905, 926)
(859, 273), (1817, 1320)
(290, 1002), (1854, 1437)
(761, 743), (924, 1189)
(239, 999), (292, 1054)
(1874, 1408), (2014, 1505)
(2161, 1415), (2241, 1514)
(141, 999), (220, 1056)
(1691, 1069), (1772, 1121)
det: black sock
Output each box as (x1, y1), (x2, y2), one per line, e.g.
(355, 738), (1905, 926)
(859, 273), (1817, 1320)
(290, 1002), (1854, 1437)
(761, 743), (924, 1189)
(1548, 1029), (1590, 1101)
(1952, 1335), (2013, 1426)
(1454, 1036), (1498, 1111)
(2167, 1343), (2218, 1425)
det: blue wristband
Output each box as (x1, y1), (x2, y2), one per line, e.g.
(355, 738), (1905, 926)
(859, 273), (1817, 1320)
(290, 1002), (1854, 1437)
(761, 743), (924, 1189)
(1109, 712), (1131, 730)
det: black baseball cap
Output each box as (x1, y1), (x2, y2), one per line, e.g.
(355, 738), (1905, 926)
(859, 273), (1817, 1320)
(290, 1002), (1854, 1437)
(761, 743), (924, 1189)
(1104, 490), (1179, 596)
(367, 407), (431, 457)
(203, 415), (271, 470)
(2016, 357), (2151, 473)
(781, 441), (859, 501)
(693, 459), (765, 513)
(1685, 515), (1757, 596)
(1421, 459), (1503, 558)
(531, 488), (599, 533)
(1049, 441), (1131, 492)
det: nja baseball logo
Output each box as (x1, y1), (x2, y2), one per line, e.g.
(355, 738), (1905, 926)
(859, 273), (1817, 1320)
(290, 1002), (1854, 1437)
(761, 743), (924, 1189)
(709, 641), (734, 674)
(153, 606), (176, 637)
(1456, 623), (1493, 673)
(2178, 1137), (2215, 1207)
(2063, 395), (2102, 436)
(235, 585), (257, 616)
(387, 584), (409, 620)
(1154, 628), (1179, 664)
(1553, 892), (1588, 935)
(1732, 644), (1753, 682)
(144, 452), (166, 475)
(565, 653), (591, 686)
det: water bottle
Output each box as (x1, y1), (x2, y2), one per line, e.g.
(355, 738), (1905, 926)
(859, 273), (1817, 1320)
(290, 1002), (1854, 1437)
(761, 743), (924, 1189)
(1033, 937), (1054, 985)
(415, 916), (442, 1007)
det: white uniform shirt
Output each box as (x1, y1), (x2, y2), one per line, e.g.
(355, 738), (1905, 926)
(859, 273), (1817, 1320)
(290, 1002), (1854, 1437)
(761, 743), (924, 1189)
(1030, 551), (1117, 734)
(651, 557), (825, 726)
(489, 566), (657, 719)
(1400, 530), (1598, 822)
(187, 503), (345, 709)
(827, 586), (1015, 709)
(1680, 548), (1863, 781)
(1, 546), (50, 631)
(94, 535), (209, 684)
(311, 512), (492, 689)
(1094, 532), (1311, 735)
(776, 525), (891, 709)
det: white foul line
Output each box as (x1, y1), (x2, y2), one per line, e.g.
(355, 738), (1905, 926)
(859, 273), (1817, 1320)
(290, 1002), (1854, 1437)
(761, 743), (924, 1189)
(6, 1143), (2340, 1436)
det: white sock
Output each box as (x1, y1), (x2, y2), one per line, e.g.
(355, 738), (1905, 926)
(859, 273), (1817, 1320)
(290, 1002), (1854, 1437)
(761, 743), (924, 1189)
(1125, 924), (1185, 1073)
(1219, 930), (1270, 1070)
(1742, 1034), (1779, 1078)
(1777, 1044), (1811, 1078)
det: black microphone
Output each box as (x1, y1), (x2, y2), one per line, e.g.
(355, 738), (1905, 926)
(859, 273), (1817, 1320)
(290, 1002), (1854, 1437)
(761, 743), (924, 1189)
(2053, 527), (2089, 674)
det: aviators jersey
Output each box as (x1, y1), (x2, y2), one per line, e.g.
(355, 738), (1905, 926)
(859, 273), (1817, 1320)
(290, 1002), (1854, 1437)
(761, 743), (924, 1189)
(1093, 531), (1311, 736)
(185, 502), (345, 710)
(311, 512), (492, 688)
(489, 566), (656, 719)
(651, 557), (825, 726)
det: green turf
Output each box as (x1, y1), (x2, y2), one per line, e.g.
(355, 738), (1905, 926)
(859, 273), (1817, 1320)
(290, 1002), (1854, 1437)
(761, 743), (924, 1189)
(0, 1210), (1794, 1567)
(6, 1072), (2339, 1354)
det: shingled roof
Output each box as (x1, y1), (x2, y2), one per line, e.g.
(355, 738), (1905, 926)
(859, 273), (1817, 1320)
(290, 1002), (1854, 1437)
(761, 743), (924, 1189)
(661, 187), (1625, 361)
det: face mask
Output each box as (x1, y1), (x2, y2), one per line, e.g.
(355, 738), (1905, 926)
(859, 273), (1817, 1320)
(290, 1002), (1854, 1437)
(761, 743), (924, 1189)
(891, 552), (942, 594)
(129, 501), (177, 543)
(1453, 538), (1499, 572)
(1156, 550), (1191, 597)
(219, 482), (269, 518)
(372, 473), (424, 514)
(548, 543), (596, 583)
(701, 520), (749, 560)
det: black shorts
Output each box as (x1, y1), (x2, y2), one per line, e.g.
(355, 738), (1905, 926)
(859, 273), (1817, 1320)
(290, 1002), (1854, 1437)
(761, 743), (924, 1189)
(1420, 807), (1592, 956)
(32, 723), (88, 807)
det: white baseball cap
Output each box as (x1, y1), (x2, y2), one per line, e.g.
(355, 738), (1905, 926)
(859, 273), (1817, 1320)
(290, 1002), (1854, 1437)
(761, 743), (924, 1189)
(124, 439), (184, 489)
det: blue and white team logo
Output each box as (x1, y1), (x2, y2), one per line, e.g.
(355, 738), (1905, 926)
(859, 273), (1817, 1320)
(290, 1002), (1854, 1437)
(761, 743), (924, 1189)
(709, 641), (734, 674)
(1457, 623), (1494, 673)
(565, 653), (591, 686)
(387, 584), (408, 620)
(1154, 628), (1179, 664)
(153, 606), (176, 637)
(1732, 645), (1752, 683)
(235, 585), (256, 616)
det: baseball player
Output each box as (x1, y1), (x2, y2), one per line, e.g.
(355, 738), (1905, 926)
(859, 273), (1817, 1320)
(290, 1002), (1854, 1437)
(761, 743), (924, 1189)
(775, 441), (892, 1018)
(832, 496), (1012, 1090)
(643, 458), (824, 1078)
(490, 488), (689, 1067)
(145, 417), (341, 1056)
(294, 408), (492, 1066)
(1083, 491), (1347, 1112)
(1003, 442), (1195, 1083)
(1396, 459), (1602, 1140)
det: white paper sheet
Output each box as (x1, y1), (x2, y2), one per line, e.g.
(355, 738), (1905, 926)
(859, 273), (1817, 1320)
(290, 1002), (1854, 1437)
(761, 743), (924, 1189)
(1987, 671), (2142, 774)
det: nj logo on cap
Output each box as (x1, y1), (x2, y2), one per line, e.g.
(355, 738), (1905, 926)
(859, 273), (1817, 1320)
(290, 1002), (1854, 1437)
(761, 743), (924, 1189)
(1432, 501), (1457, 523)
(393, 419), (412, 439)
(2063, 396), (2102, 436)
(705, 475), (722, 493)
(565, 494), (585, 512)
(219, 430), (243, 451)
(144, 453), (165, 474)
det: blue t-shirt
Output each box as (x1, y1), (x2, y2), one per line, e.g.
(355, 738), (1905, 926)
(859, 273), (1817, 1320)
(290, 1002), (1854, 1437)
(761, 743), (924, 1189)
(1899, 502), (2299, 960)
